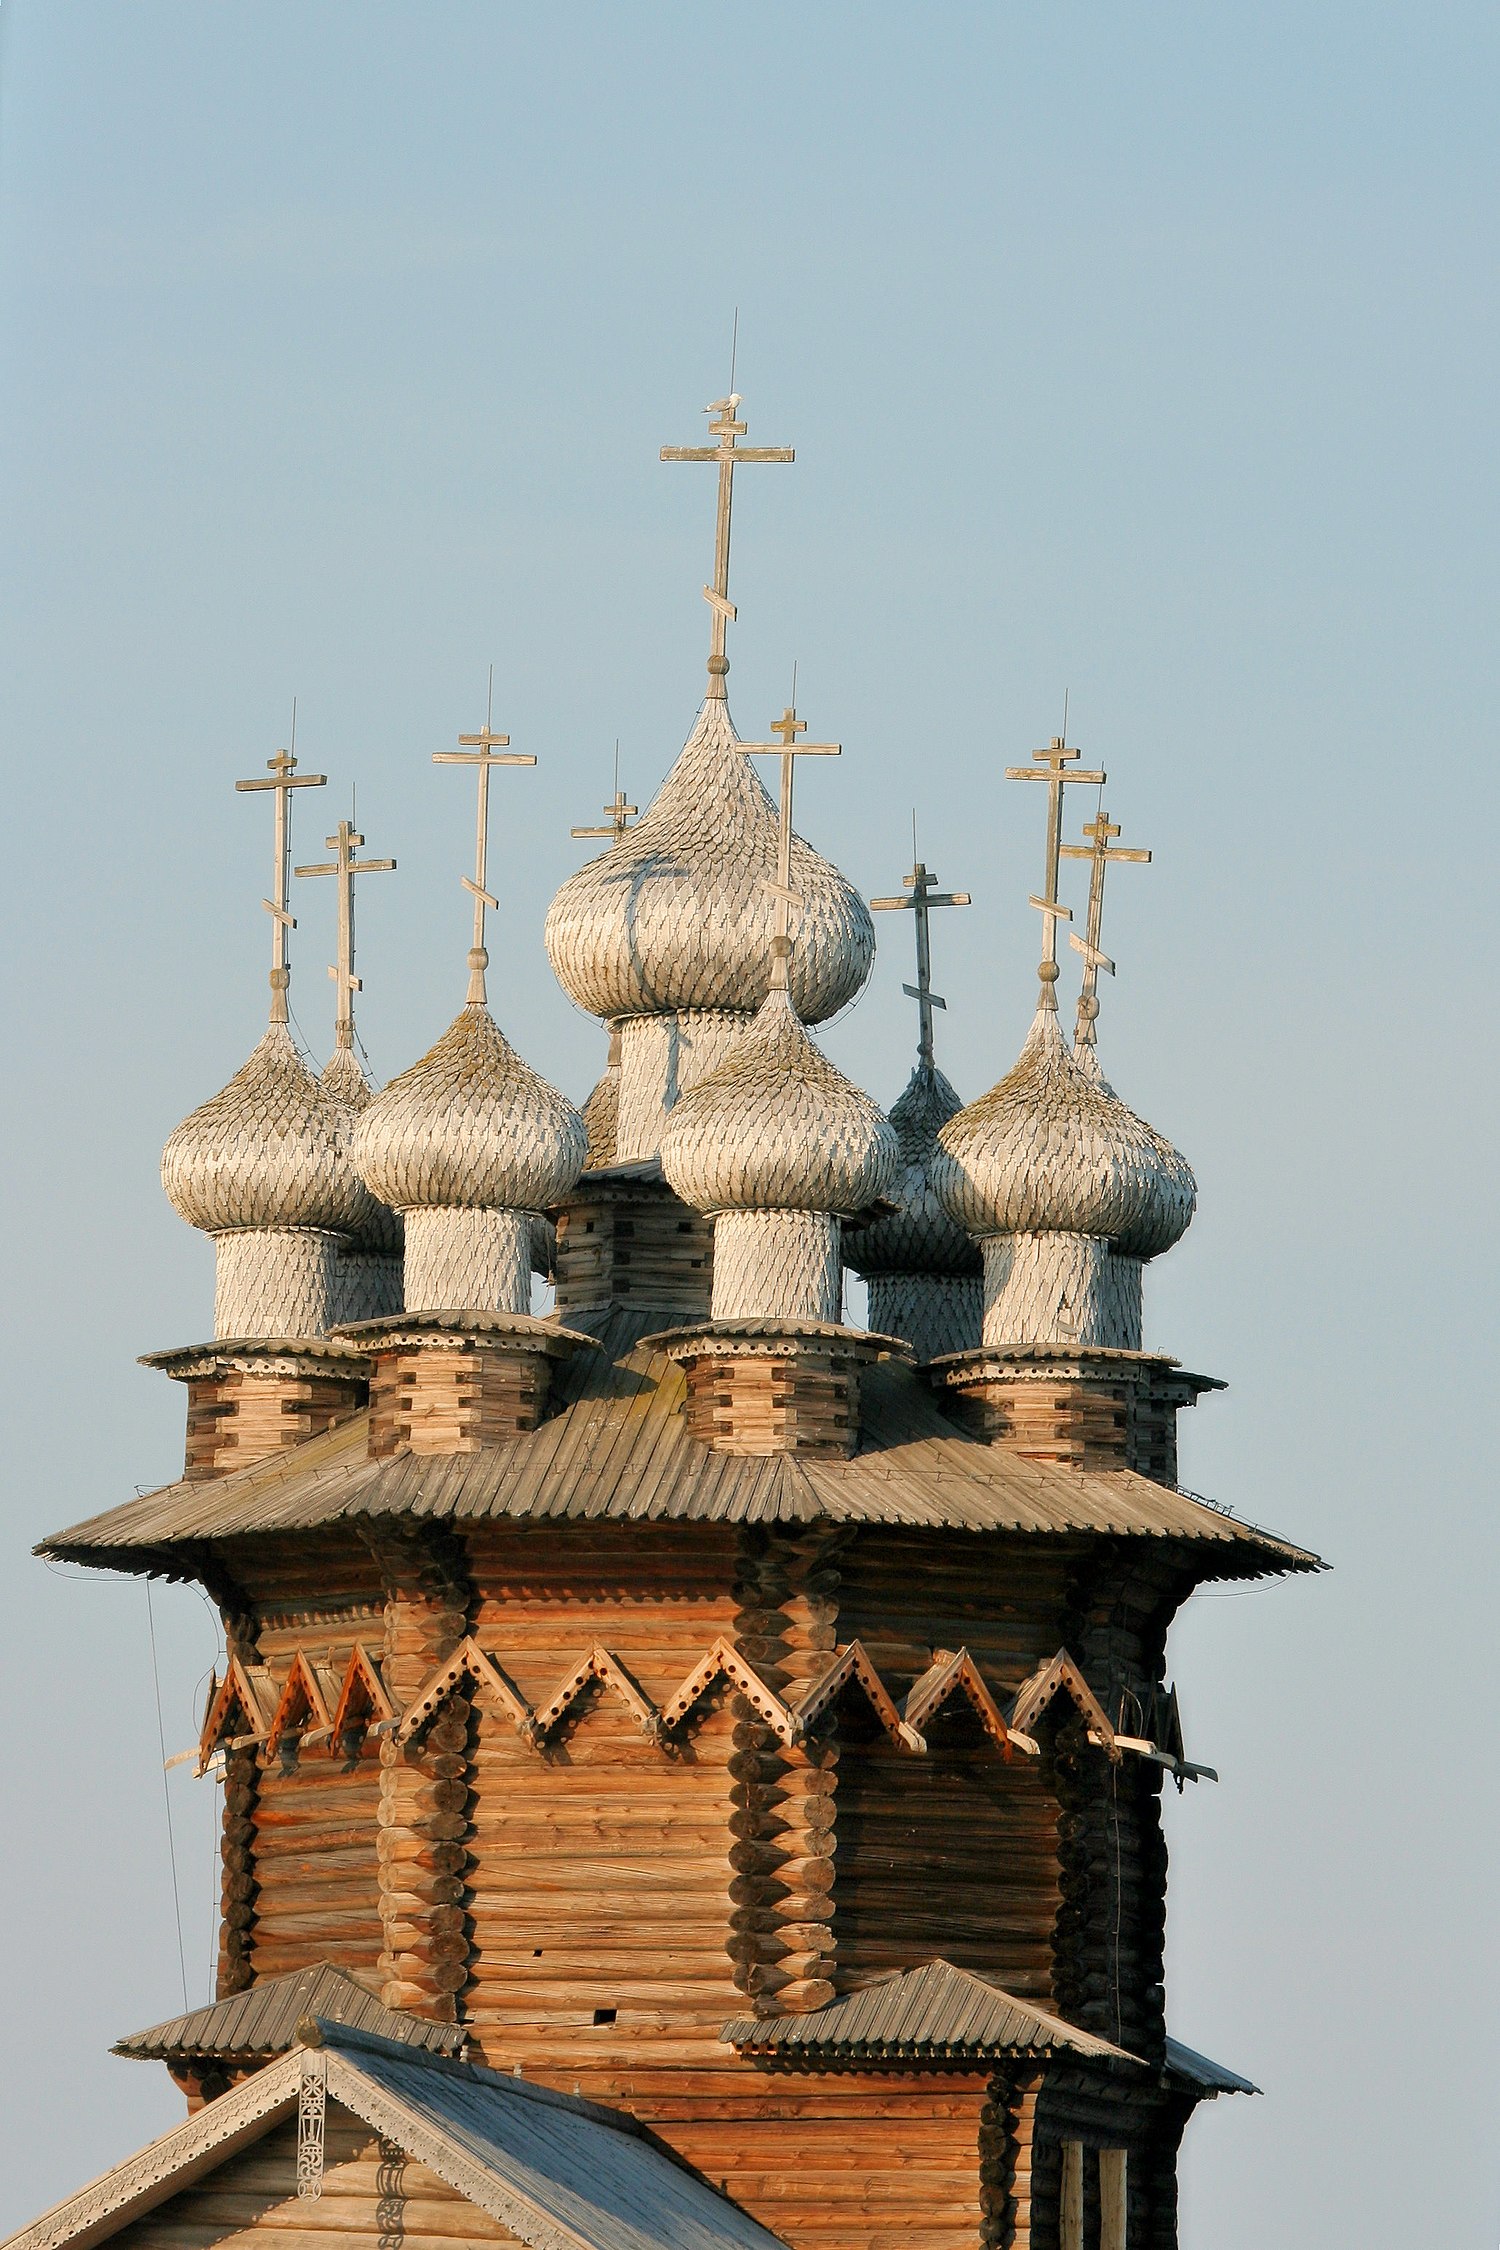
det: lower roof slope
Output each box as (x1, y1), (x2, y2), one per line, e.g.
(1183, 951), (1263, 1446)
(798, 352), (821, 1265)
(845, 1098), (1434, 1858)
(5, 2020), (790, 2250)
(41, 1304), (1317, 1583)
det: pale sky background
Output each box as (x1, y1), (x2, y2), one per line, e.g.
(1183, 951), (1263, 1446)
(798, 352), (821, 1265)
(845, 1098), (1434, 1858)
(0, 5), (1496, 2244)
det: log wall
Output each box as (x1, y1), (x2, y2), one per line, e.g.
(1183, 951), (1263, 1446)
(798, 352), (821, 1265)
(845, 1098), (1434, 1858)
(460, 1523), (743, 2082)
(831, 1534), (1077, 2002)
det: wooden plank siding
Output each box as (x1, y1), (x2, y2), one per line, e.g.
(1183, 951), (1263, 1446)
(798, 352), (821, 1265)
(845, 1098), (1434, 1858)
(109, 2111), (517, 2250)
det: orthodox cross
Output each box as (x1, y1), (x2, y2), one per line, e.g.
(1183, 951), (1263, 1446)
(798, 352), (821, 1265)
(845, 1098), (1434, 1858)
(1059, 809), (1151, 1048)
(1004, 734), (1105, 1007)
(738, 704), (840, 992)
(433, 672), (536, 1004)
(294, 817), (397, 1054)
(661, 392), (794, 698)
(571, 744), (638, 844)
(870, 858), (972, 1069)
(235, 711), (327, 1023)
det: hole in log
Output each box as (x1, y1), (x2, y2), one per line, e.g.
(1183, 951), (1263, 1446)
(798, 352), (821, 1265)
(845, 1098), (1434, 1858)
(591, 2006), (617, 2026)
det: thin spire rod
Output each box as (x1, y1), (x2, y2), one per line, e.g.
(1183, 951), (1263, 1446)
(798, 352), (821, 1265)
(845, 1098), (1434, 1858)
(1060, 809), (1151, 1049)
(661, 379), (794, 699)
(433, 666), (536, 1005)
(738, 700), (841, 994)
(235, 699), (327, 1025)
(295, 807), (397, 1053)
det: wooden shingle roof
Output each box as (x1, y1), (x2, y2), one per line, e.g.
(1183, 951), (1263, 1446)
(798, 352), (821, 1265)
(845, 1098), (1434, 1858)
(721, 1962), (1137, 2063)
(41, 1306), (1316, 1581)
(5, 2021), (790, 2250)
(113, 1962), (465, 2064)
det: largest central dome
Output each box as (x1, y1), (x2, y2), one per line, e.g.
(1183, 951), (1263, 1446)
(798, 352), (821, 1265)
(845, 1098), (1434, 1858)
(544, 698), (874, 1026)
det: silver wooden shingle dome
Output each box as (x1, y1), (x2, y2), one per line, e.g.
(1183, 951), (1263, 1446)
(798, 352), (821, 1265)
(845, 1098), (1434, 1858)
(352, 1004), (586, 1215)
(351, 1002), (585, 1316)
(931, 1006), (1195, 1257)
(162, 1024), (372, 1238)
(845, 1062), (981, 1278)
(321, 1044), (404, 1324)
(660, 986), (897, 1218)
(544, 698), (875, 1026)
(161, 1022), (374, 1341)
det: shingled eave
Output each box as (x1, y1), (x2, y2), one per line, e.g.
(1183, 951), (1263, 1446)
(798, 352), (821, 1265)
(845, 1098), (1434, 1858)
(721, 1961), (1141, 2066)
(113, 1961), (465, 2064)
(42, 1305), (1319, 1582)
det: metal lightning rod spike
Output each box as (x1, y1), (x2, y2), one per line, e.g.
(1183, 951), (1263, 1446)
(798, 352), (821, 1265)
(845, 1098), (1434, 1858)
(1060, 809), (1151, 1051)
(661, 388), (794, 699)
(870, 857), (972, 1071)
(737, 704), (841, 993)
(235, 710), (328, 1024)
(1004, 733), (1106, 1008)
(433, 670), (536, 1005)
(294, 817), (396, 1053)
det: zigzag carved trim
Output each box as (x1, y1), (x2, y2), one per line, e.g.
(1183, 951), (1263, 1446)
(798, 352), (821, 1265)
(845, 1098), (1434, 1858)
(196, 1635), (1130, 1772)
(794, 1639), (923, 1751)
(904, 1646), (1015, 1755)
(1009, 1649), (1118, 1756)
(328, 1641), (395, 1749)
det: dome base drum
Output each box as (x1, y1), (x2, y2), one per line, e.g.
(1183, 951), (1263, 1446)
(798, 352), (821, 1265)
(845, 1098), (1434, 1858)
(866, 1270), (982, 1364)
(615, 1009), (752, 1162)
(403, 1206), (533, 1316)
(211, 1227), (346, 1342)
(711, 1209), (842, 1323)
(980, 1232), (1144, 1351)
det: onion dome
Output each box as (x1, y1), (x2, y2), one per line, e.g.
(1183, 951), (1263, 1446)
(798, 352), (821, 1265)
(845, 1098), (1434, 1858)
(660, 986), (898, 1217)
(162, 1023), (372, 1238)
(844, 1062), (982, 1279)
(544, 699), (874, 1025)
(930, 1006), (1196, 1260)
(580, 1029), (621, 1170)
(319, 1045), (403, 1255)
(352, 1004), (586, 1215)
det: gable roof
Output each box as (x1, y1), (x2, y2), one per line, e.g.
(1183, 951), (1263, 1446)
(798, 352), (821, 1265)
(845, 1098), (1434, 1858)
(721, 1961), (1138, 2065)
(5, 2021), (790, 2250)
(40, 1307), (1316, 1583)
(113, 1961), (465, 2064)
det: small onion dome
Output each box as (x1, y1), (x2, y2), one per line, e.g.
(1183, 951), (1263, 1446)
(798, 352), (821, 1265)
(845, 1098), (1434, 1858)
(580, 1032), (621, 1170)
(544, 698), (874, 1025)
(162, 1022), (372, 1236)
(320, 1046), (404, 1255)
(844, 1062), (982, 1278)
(351, 1003), (586, 1215)
(660, 986), (899, 1216)
(930, 1006), (1196, 1259)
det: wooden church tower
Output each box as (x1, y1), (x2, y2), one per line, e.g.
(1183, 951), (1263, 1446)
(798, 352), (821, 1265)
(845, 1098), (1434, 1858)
(10, 391), (1312, 2250)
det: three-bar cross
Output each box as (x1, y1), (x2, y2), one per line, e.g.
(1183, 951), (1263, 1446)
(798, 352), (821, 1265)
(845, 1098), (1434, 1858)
(235, 715), (327, 1022)
(1059, 811), (1150, 1048)
(1004, 735), (1105, 1005)
(661, 393), (794, 697)
(870, 860), (972, 1068)
(738, 705), (840, 991)
(433, 672), (536, 1004)
(294, 819), (397, 1053)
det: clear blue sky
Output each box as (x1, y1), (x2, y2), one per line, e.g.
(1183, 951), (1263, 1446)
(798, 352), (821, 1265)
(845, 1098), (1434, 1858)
(1, 6), (1496, 2243)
